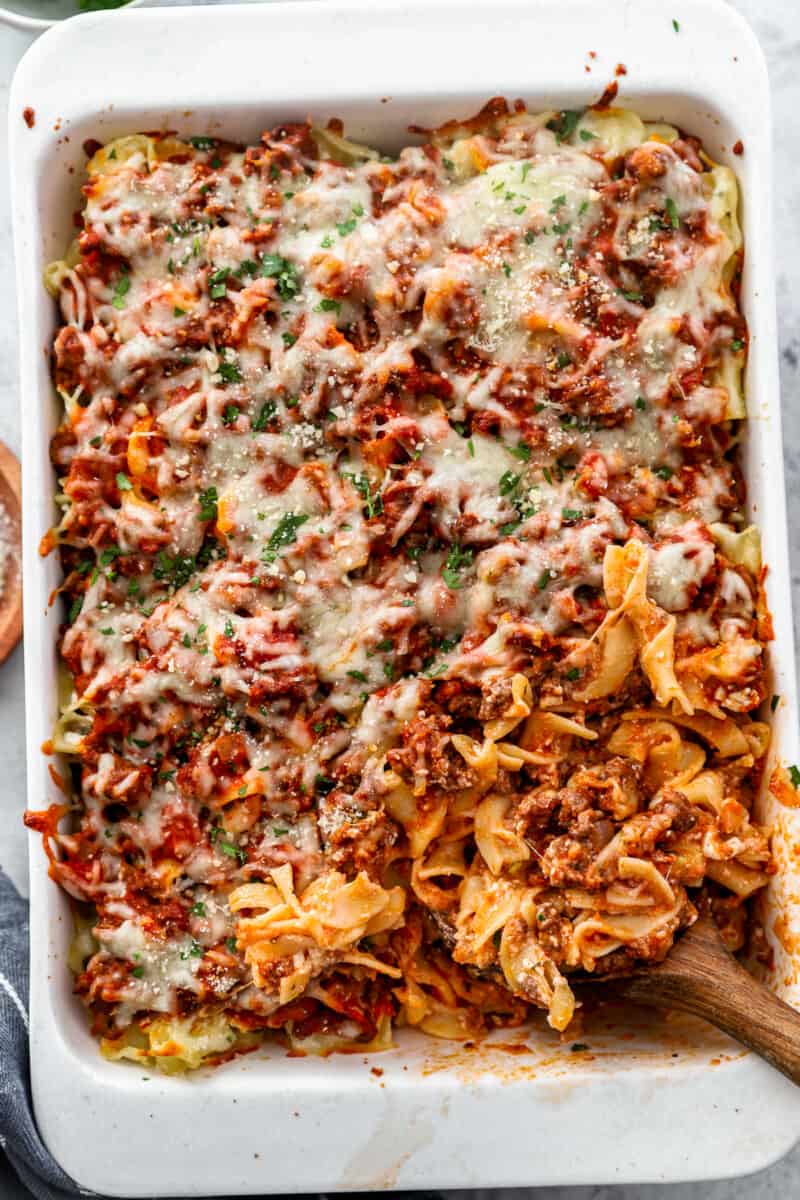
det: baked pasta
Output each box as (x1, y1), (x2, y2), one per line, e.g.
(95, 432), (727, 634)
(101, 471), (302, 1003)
(28, 99), (775, 1070)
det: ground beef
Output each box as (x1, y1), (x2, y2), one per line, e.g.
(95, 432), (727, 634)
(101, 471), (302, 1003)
(386, 711), (477, 792)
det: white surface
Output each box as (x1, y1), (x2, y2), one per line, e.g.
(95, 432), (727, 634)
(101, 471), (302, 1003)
(4, 0), (800, 1197)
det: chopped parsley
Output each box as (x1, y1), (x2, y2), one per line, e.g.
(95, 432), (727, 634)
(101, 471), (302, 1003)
(345, 472), (383, 518)
(790, 765), (800, 789)
(731, 338), (744, 352)
(337, 217), (357, 237)
(315, 298), (341, 314)
(545, 109), (581, 144)
(261, 254), (301, 300)
(499, 470), (520, 496)
(442, 544), (474, 590)
(424, 662), (448, 679)
(153, 542), (218, 591)
(315, 774), (336, 794)
(561, 508), (583, 523)
(510, 443), (531, 461)
(208, 266), (229, 299)
(116, 472), (133, 491)
(672, 17), (679, 32)
(191, 901), (206, 917)
(217, 358), (242, 384)
(635, 395), (647, 411)
(197, 486), (218, 523)
(179, 939), (205, 960)
(282, 332), (298, 348)
(189, 135), (217, 150)
(222, 404), (240, 426)
(262, 511), (310, 562)
(579, 129), (597, 142)
(571, 1042), (590, 1052)
(218, 838), (247, 865)
(771, 694), (780, 712)
(111, 273), (130, 310)
(252, 400), (276, 431)
(653, 465), (674, 481)
(664, 196), (680, 229)
(565, 667), (582, 681)
(347, 669), (368, 682)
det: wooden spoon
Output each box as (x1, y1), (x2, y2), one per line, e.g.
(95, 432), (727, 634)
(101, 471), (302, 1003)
(585, 916), (800, 1086)
(432, 909), (800, 1083)
(0, 441), (23, 665)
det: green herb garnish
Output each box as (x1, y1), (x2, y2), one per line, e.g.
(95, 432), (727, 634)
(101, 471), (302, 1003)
(442, 544), (474, 590)
(217, 358), (242, 384)
(546, 110), (581, 144)
(252, 401), (276, 432)
(261, 254), (301, 300)
(111, 273), (130, 310)
(208, 267), (229, 299)
(262, 512), (310, 562)
(197, 487), (218, 522)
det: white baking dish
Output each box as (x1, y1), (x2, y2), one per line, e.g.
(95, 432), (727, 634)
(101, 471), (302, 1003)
(10, 0), (800, 1192)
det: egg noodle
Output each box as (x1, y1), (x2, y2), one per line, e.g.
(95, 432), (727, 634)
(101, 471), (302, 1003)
(27, 99), (775, 1071)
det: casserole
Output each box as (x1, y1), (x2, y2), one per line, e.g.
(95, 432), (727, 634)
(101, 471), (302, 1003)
(10, 0), (800, 1192)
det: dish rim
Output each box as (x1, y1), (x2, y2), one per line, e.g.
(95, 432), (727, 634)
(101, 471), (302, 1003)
(10, 0), (800, 1192)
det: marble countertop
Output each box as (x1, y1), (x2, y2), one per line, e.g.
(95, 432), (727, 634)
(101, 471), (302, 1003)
(2, 1), (800, 1195)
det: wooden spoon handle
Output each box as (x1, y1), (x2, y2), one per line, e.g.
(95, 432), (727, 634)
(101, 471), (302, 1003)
(616, 917), (800, 1086)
